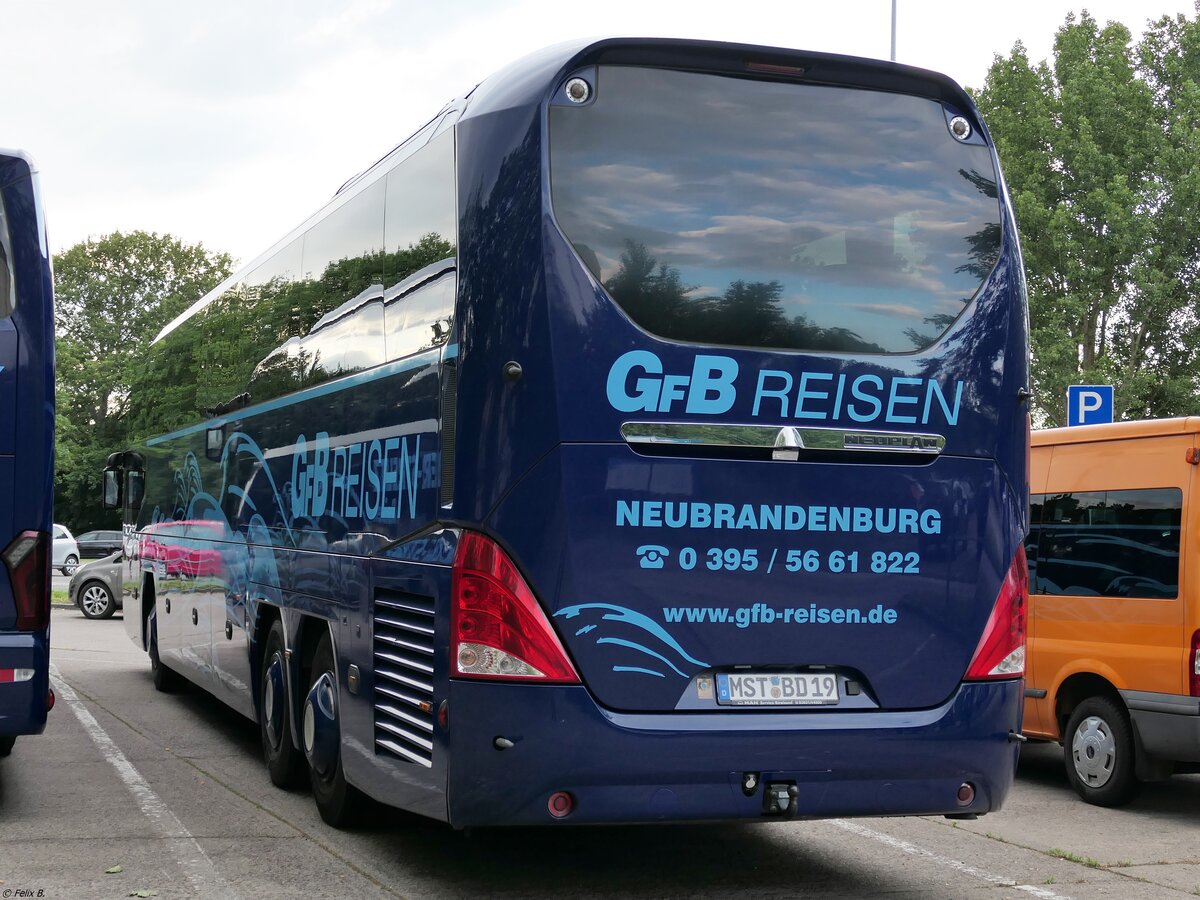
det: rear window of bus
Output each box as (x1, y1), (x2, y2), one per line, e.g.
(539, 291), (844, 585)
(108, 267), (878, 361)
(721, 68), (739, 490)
(549, 66), (1002, 354)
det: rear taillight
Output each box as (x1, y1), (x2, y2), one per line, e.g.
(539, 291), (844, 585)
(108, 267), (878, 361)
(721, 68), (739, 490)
(1190, 630), (1200, 697)
(451, 531), (579, 683)
(3, 530), (50, 632)
(965, 545), (1027, 681)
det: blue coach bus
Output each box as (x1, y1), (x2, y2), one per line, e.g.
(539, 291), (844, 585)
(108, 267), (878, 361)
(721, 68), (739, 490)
(109, 39), (1029, 827)
(0, 150), (55, 757)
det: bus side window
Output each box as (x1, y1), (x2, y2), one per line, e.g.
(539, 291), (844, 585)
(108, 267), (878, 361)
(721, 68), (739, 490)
(300, 289), (386, 385)
(385, 269), (455, 361)
(381, 127), (457, 360)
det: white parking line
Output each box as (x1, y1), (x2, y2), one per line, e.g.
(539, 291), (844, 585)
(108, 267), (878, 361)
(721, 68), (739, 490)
(830, 819), (1072, 900)
(49, 665), (239, 900)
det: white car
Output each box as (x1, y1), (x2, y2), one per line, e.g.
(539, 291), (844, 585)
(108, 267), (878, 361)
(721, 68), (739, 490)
(52, 524), (80, 575)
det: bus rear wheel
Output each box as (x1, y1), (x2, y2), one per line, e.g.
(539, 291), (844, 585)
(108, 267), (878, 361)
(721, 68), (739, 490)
(304, 630), (366, 827)
(260, 619), (305, 788)
(1064, 696), (1140, 807)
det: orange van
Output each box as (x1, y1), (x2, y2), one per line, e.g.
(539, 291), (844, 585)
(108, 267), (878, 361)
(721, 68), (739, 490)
(1025, 418), (1200, 805)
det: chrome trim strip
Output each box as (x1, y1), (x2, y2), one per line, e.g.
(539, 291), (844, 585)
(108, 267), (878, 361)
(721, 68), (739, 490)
(375, 737), (434, 768)
(619, 422), (945, 455)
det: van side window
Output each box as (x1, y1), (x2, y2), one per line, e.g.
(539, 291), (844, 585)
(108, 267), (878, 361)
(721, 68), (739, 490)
(1029, 488), (1182, 599)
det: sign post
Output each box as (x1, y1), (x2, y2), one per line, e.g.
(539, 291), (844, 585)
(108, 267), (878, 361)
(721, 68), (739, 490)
(1066, 385), (1113, 426)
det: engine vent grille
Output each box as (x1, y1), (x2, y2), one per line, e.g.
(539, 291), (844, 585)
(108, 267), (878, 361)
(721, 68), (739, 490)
(373, 590), (435, 767)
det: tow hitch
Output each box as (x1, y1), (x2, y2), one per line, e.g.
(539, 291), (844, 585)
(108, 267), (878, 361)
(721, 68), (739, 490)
(764, 782), (799, 817)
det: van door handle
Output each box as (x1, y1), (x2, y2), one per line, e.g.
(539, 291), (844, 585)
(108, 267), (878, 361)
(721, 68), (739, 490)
(225, 621), (233, 640)
(191, 608), (198, 626)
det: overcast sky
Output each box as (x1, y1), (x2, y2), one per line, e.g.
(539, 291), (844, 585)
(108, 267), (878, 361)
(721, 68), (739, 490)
(7, 0), (1196, 267)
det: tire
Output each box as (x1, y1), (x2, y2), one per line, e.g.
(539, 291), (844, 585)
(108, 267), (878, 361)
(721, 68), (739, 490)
(62, 555), (79, 576)
(1063, 695), (1140, 807)
(147, 607), (183, 693)
(260, 619), (305, 789)
(0, 735), (14, 757)
(305, 630), (366, 827)
(79, 582), (116, 619)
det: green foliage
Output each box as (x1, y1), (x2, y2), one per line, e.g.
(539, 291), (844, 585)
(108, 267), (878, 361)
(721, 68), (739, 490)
(126, 233), (454, 442)
(603, 240), (882, 353)
(54, 232), (232, 530)
(974, 10), (1200, 424)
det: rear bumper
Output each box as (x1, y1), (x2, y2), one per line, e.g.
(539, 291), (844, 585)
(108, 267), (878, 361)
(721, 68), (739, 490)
(1123, 690), (1200, 763)
(0, 631), (50, 737)
(443, 679), (1022, 827)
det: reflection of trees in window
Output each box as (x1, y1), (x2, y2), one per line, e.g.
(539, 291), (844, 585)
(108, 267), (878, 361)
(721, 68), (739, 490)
(384, 254), (456, 361)
(905, 168), (1001, 349)
(128, 234), (455, 440)
(954, 169), (1001, 287)
(602, 240), (883, 353)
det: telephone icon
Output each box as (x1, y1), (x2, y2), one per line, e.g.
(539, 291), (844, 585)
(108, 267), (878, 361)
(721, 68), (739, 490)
(636, 545), (669, 569)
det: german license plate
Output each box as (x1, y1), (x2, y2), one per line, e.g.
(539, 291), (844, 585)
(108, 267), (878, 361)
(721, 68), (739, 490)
(715, 671), (839, 706)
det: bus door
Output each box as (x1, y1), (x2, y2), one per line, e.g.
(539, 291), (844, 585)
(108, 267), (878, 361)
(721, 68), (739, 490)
(482, 61), (1028, 719)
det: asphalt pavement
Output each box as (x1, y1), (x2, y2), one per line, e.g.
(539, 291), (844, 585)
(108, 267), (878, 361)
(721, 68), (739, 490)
(1, 608), (1198, 899)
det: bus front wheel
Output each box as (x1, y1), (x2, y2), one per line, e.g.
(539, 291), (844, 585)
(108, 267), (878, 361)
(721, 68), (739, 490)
(304, 630), (365, 827)
(1064, 696), (1140, 807)
(147, 607), (183, 693)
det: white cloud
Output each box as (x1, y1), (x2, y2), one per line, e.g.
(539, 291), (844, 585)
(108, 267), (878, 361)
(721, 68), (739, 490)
(7, 0), (1192, 263)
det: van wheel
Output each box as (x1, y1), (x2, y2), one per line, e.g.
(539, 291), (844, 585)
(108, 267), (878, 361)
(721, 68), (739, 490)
(260, 619), (305, 788)
(147, 607), (183, 693)
(1064, 696), (1139, 806)
(304, 631), (366, 827)
(0, 736), (14, 757)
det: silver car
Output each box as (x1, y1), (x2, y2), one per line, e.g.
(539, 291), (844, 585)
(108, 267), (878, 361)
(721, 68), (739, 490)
(67, 552), (124, 619)
(52, 523), (80, 575)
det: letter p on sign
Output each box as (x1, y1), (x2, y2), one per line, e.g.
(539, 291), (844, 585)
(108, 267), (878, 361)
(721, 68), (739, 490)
(1066, 385), (1113, 426)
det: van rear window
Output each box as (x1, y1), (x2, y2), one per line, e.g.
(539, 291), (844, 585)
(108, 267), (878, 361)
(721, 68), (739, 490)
(549, 66), (1002, 353)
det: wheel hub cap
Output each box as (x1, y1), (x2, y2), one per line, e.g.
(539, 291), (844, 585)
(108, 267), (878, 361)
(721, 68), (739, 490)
(263, 655), (285, 747)
(1072, 715), (1116, 787)
(82, 586), (108, 616)
(303, 672), (338, 777)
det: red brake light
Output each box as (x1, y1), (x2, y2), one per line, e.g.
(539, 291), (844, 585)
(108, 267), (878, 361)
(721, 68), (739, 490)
(3, 530), (50, 632)
(451, 532), (579, 683)
(1190, 630), (1200, 697)
(965, 545), (1027, 681)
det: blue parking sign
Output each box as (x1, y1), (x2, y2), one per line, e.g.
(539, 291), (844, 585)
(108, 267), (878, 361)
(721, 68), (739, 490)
(1066, 385), (1113, 426)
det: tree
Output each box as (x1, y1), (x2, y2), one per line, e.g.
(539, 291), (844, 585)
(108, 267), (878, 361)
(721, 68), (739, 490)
(974, 10), (1200, 424)
(54, 232), (232, 530)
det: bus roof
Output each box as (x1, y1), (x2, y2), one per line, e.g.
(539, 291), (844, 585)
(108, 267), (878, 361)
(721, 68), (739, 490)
(1033, 417), (1200, 447)
(155, 37), (984, 346)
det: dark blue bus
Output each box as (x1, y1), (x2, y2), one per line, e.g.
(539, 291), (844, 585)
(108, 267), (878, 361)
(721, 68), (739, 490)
(0, 150), (56, 757)
(111, 39), (1029, 827)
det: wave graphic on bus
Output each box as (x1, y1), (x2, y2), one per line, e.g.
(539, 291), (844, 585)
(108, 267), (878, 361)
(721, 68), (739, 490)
(148, 435), (287, 597)
(555, 602), (709, 678)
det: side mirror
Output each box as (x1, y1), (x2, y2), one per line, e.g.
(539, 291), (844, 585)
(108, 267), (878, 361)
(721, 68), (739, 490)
(205, 425), (224, 461)
(102, 468), (122, 510)
(125, 470), (145, 510)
